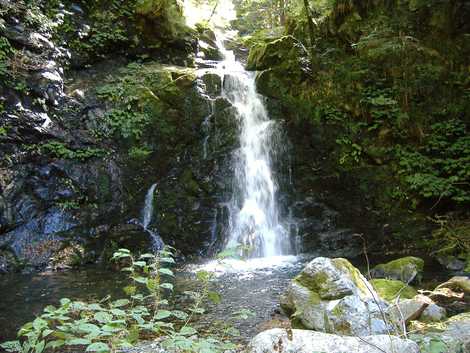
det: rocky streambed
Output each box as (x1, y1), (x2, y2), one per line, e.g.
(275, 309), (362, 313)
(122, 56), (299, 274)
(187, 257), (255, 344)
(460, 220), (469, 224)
(1, 254), (469, 353)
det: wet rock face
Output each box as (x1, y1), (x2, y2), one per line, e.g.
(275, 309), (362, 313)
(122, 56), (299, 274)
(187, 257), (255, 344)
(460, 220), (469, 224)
(281, 257), (392, 336)
(0, 157), (124, 270)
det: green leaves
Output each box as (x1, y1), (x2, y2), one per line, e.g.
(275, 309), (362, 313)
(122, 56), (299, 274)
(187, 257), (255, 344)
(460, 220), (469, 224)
(111, 299), (130, 308)
(154, 310), (172, 320)
(86, 342), (110, 352)
(158, 268), (174, 277)
(1, 246), (234, 353)
(93, 312), (113, 324)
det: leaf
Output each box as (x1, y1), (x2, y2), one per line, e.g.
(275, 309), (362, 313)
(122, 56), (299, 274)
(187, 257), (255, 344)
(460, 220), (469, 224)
(60, 298), (71, 306)
(123, 285), (136, 296)
(171, 310), (188, 320)
(158, 268), (174, 277)
(133, 261), (147, 267)
(32, 318), (48, 331)
(208, 291), (221, 304)
(160, 257), (175, 263)
(139, 253), (155, 259)
(196, 270), (211, 281)
(94, 312), (113, 323)
(159, 283), (174, 291)
(41, 329), (54, 338)
(154, 310), (172, 320)
(110, 309), (126, 316)
(112, 299), (130, 308)
(88, 303), (104, 311)
(0, 341), (22, 352)
(189, 307), (205, 314)
(77, 323), (101, 335)
(86, 342), (110, 352)
(179, 326), (197, 336)
(146, 278), (157, 291)
(45, 339), (65, 351)
(132, 276), (148, 284)
(35, 340), (45, 353)
(66, 338), (92, 346)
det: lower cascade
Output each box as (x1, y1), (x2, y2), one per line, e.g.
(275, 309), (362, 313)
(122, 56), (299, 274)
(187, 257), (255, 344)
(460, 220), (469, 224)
(215, 33), (291, 257)
(140, 183), (164, 252)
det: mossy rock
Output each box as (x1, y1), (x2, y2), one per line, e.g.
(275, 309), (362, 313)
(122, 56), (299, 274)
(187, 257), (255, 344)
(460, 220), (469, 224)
(371, 278), (418, 302)
(371, 256), (424, 283)
(246, 35), (301, 71)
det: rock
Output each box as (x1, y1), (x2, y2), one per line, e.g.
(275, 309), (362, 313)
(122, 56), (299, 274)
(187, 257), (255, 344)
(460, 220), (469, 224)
(199, 71), (222, 97)
(427, 276), (470, 314)
(437, 256), (466, 271)
(410, 313), (470, 353)
(370, 279), (418, 302)
(387, 296), (446, 327)
(246, 35), (305, 71)
(421, 302), (447, 322)
(0, 250), (19, 273)
(371, 256), (424, 283)
(436, 276), (470, 294)
(247, 328), (420, 353)
(281, 257), (392, 336)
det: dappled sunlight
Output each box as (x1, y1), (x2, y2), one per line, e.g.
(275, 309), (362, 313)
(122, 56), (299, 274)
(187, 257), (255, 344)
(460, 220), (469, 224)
(183, 0), (236, 28)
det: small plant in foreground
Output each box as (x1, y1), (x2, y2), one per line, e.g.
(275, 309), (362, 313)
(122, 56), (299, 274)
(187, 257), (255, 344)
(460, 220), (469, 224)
(0, 247), (238, 353)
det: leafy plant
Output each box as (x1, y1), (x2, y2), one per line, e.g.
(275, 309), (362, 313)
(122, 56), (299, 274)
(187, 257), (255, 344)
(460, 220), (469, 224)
(40, 141), (107, 161)
(0, 248), (241, 353)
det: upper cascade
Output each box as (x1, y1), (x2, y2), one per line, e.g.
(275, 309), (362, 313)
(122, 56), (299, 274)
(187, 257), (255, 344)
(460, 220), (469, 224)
(208, 29), (291, 257)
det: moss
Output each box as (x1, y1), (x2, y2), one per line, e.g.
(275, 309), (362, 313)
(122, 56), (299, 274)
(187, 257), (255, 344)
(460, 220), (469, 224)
(180, 169), (200, 196)
(333, 258), (370, 295)
(295, 272), (328, 298)
(308, 291), (321, 305)
(373, 256), (424, 282)
(246, 35), (302, 71)
(370, 278), (418, 302)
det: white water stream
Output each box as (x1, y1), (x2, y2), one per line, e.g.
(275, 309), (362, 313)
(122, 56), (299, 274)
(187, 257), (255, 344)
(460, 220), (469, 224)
(211, 33), (291, 257)
(140, 183), (164, 252)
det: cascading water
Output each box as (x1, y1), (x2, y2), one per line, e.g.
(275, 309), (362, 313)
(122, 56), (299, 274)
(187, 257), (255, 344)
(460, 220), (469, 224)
(140, 183), (164, 252)
(213, 33), (291, 257)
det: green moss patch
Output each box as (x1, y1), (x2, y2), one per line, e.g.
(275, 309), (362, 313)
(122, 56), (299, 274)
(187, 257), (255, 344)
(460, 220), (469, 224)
(371, 278), (418, 302)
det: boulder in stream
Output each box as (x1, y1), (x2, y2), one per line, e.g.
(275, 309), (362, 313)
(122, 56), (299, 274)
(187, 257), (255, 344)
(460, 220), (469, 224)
(247, 328), (420, 353)
(371, 256), (424, 283)
(281, 257), (392, 336)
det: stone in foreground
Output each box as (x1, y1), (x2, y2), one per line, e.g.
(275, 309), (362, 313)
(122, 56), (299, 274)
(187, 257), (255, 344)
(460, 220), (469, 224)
(247, 328), (420, 353)
(281, 257), (392, 336)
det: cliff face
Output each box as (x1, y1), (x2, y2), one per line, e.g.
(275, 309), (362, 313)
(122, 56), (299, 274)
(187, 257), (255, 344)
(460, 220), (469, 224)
(0, 0), (236, 272)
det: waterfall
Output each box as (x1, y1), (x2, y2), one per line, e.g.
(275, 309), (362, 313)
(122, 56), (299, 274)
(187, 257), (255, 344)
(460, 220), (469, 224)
(214, 32), (291, 257)
(140, 183), (164, 252)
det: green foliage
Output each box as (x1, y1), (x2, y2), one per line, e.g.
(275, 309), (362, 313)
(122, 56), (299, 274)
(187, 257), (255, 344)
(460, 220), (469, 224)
(0, 37), (13, 78)
(128, 146), (153, 160)
(0, 248), (244, 353)
(96, 62), (193, 145)
(40, 141), (107, 161)
(396, 120), (470, 204)
(429, 215), (470, 259)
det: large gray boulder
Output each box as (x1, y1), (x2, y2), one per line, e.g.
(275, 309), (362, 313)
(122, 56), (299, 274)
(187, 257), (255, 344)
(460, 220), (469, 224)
(281, 257), (393, 336)
(247, 328), (420, 353)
